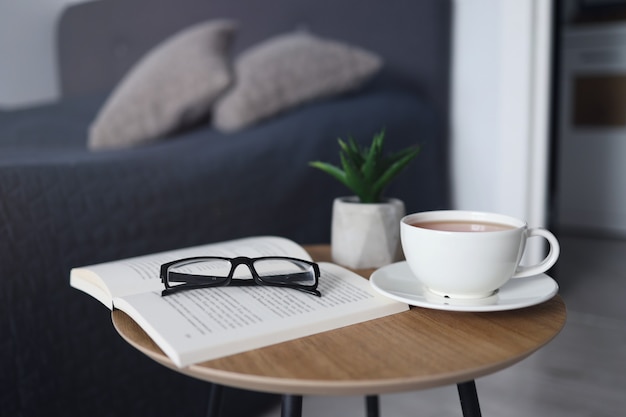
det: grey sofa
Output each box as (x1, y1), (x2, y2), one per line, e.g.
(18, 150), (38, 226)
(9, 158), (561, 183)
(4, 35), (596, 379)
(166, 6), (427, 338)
(0, 0), (451, 416)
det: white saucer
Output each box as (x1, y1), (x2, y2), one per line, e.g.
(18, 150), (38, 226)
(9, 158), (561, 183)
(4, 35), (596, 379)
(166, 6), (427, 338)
(370, 261), (559, 312)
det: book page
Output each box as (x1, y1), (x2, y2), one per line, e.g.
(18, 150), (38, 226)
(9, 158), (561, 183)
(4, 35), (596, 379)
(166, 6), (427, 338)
(113, 262), (408, 367)
(70, 236), (311, 308)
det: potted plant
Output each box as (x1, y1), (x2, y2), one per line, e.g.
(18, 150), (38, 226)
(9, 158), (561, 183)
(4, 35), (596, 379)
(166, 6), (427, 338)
(310, 129), (420, 269)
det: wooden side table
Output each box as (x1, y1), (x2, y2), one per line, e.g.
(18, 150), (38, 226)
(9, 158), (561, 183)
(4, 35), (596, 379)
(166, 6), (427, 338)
(112, 245), (566, 417)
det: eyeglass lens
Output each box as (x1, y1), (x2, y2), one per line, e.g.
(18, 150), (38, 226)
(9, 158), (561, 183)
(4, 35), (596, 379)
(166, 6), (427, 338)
(252, 258), (316, 286)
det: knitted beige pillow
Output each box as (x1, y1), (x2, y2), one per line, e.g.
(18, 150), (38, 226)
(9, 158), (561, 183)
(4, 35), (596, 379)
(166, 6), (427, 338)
(213, 31), (382, 132)
(88, 20), (237, 150)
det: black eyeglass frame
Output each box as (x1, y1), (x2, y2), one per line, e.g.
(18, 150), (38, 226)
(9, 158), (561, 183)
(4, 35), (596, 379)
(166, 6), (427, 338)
(160, 256), (321, 297)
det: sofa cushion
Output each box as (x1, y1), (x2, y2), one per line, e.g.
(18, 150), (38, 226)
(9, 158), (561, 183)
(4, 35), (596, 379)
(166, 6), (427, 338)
(213, 31), (382, 132)
(88, 20), (237, 150)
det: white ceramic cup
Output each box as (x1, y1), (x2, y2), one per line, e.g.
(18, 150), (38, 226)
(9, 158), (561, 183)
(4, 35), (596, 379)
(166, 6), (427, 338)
(400, 210), (560, 299)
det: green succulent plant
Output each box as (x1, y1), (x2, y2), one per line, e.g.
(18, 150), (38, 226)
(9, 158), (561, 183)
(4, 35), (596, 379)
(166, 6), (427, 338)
(309, 130), (420, 204)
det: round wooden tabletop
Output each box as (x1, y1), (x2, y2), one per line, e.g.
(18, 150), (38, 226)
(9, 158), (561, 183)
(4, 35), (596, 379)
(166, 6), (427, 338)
(112, 245), (567, 396)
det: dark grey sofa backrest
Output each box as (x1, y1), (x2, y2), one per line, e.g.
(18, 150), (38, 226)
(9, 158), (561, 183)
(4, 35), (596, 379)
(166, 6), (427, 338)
(57, 0), (452, 114)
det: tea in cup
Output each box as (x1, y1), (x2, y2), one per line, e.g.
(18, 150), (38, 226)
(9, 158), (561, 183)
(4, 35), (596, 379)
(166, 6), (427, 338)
(400, 210), (560, 299)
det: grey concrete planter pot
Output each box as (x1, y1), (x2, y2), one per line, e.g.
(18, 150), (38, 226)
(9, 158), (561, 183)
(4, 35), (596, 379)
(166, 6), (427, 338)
(331, 196), (405, 269)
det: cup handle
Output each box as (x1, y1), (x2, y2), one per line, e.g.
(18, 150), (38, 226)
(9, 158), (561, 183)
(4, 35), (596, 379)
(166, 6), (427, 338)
(512, 228), (560, 278)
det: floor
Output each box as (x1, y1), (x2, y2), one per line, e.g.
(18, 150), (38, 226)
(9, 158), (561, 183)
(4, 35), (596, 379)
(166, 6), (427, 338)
(260, 232), (626, 417)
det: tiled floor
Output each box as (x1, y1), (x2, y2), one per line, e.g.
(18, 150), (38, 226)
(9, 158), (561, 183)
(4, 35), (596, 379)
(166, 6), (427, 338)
(260, 232), (626, 416)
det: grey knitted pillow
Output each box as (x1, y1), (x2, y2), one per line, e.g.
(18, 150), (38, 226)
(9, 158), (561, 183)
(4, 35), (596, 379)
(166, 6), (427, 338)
(213, 31), (382, 132)
(88, 20), (237, 150)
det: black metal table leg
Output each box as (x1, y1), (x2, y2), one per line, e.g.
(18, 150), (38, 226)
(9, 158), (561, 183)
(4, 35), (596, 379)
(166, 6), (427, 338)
(206, 383), (224, 417)
(365, 395), (380, 417)
(281, 394), (303, 417)
(457, 380), (482, 417)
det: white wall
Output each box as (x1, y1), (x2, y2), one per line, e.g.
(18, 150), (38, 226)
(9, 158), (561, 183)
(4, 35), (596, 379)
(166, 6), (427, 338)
(0, 0), (91, 109)
(451, 0), (553, 230)
(450, 1), (500, 212)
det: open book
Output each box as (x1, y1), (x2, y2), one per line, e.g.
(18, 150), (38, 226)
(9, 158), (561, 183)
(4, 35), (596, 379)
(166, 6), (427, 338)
(70, 236), (408, 367)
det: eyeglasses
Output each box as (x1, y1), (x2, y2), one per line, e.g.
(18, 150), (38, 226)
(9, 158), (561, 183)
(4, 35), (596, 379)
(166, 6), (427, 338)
(160, 256), (321, 297)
